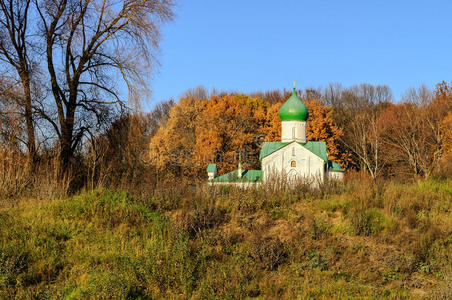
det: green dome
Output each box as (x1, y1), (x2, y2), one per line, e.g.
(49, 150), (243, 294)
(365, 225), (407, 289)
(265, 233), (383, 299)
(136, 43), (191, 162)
(279, 88), (308, 121)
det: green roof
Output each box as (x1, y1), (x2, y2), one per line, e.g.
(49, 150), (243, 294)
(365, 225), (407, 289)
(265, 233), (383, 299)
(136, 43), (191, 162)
(210, 170), (262, 183)
(328, 160), (344, 172)
(304, 141), (327, 161)
(259, 141), (327, 161)
(207, 164), (217, 172)
(279, 88), (308, 121)
(259, 142), (289, 160)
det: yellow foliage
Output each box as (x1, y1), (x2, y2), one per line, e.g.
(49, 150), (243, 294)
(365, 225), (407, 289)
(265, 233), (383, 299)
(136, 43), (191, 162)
(262, 99), (348, 166)
(306, 99), (345, 163)
(149, 97), (206, 177)
(149, 93), (349, 180)
(441, 112), (452, 157)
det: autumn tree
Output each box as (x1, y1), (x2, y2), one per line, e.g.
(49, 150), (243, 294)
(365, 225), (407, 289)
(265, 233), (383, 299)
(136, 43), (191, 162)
(149, 97), (206, 179)
(86, 98), (172, 188)
(326, 84), (392, 172)
(379, 83), (450, 180)
(0, 0), (36, 163)
(34, 0), (174, 174)
(305, 99), (346, 164)
(440, 112), (452, 174)
(0, 76), (23, 150)
(261, 102), (282, 142)
(340, 103), (387, 180)
(195, 94), (269, 175)
(148, 94), (272, 180)
(433, 81), (452, 175)
(262, 93), (347, 167)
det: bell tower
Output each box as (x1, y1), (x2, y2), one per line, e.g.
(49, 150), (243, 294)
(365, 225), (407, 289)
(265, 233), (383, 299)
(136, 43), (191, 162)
(279, 82), (308, 143)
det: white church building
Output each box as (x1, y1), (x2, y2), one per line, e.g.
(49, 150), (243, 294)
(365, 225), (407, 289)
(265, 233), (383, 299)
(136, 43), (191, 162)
(207, 86), (344, 186)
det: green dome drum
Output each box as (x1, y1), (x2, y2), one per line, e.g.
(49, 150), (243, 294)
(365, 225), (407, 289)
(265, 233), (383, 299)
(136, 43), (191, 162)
(279, 88), (308, 121)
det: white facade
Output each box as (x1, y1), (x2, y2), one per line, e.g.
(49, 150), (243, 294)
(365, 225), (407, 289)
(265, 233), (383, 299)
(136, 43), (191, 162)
(281, 120), (306, 143)
(209, 182), (261, 188)
(328, 171), (344, 181)
(262, 142), (325, 184)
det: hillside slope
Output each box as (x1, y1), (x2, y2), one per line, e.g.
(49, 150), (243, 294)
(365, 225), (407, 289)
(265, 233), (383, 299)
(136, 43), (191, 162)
(0, 179), (451, 299)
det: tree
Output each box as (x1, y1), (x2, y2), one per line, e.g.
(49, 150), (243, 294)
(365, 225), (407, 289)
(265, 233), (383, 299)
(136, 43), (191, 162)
(306, 99), (347, 165)
(35, 0), (174, 173)
(340, 105), (386, 180)
(440, 112), (452, 173)
(149, 97), (206, 179)
(0, 76), (23, 150)
(326, 84), (392, 171)
(379, 85), (449, 180)
(261, 102), (282, 142)
(149, 94), (272, 180)
(0, 0), (36, 163)
(262, 96), (347, 167)
(195, 94), (268, 175)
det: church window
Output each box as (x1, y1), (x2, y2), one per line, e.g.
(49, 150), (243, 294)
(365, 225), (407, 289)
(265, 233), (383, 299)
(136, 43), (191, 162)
(292, 147), (295, 156)
(292, 127), (295, 139)
(291, 160), (296, 167)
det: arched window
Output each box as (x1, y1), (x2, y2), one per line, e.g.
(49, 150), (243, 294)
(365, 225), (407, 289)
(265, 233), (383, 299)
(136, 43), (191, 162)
(291, 160), (296, 168)
(292, 147), (295, 156)
(292, 127), (295, 139)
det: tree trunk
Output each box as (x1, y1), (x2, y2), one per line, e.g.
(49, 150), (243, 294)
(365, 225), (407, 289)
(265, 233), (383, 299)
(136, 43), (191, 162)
(20, 74), (36, 166)
(59, 115), (75, 175)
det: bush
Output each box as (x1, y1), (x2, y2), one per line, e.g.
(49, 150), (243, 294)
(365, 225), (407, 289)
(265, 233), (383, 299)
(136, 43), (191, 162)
(350, 208), (385, 236)
(1, 178), (451, 298)
(249, 236), (288, 270)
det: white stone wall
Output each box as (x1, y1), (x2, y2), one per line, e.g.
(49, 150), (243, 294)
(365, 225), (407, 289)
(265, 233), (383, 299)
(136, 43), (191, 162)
(281, 121), (306, 143)
(328, 171), (344, 181)
(262, 142), (325, 184)
(209, 182), (261, 188)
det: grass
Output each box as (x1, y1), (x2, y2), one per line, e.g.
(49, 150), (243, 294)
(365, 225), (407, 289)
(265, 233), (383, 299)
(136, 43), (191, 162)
(0, 178), (451, 298)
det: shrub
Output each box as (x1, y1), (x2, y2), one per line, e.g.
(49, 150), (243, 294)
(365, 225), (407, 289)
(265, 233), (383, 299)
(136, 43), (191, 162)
(349, 208), (385, 236)
(309, 216), (331, 240)
(181, 197), (228, 238)
(249, 236), (288, 270)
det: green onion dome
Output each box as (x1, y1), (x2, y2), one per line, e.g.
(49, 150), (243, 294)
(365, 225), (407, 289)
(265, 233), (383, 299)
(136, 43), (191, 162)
(279, 88), (308, 121)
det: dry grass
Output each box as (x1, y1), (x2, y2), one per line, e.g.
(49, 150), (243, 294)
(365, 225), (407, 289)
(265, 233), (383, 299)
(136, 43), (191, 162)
(0, 153), (71, 207)
(0, 177), (451, 298)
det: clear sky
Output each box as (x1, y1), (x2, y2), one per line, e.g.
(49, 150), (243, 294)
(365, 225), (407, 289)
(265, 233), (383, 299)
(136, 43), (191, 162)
(146, 0), (452, 108)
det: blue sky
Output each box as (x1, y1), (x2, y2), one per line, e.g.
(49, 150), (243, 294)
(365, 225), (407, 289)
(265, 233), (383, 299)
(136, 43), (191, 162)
(146, 0), (452, 108)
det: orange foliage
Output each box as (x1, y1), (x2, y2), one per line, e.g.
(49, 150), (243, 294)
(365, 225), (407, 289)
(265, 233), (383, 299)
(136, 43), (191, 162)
(441, 112), (452, 156)
(194, 94), (266, 175)
(261, 102), (282, 142)
(149, 93), (348, 180)
(149, 97), (206, 178)
(305, 99), (345, 163)
(262, 99), (347, 165)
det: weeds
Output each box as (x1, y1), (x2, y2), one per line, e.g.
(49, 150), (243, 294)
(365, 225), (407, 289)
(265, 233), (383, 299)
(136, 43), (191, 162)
(0, 178), (451, 298)
(249, 236), (288, 270)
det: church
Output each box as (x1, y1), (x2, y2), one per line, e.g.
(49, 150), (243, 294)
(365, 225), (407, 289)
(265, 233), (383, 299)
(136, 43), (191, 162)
(207, 86), (344, 187)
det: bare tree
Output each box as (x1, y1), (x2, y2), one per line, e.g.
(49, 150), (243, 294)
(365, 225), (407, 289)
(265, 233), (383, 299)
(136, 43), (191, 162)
(180, 86), (209, 100)
(322, 82), (343, 107)
(322, 83), (392, 173)
(148, 99), (174, 136)
(0, 0), (36, 163)
(340, 107), (386, 180)
(380, 94), (447, 180)
(402, 85), (432, 106)
(34, 0), (174, 173)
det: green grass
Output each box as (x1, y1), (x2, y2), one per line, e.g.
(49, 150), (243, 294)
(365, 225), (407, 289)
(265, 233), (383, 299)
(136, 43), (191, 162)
(1, 179), (451, 298)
